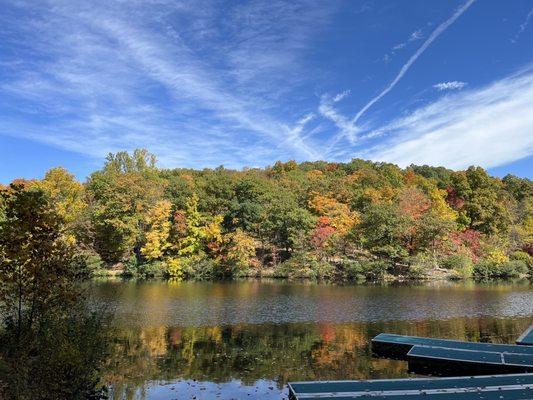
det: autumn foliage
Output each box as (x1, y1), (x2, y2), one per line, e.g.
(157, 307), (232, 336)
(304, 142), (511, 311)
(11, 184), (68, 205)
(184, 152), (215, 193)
(1, 149), (531, 280)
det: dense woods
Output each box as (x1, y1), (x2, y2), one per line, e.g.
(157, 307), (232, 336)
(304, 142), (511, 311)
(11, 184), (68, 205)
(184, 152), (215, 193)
(1, 149), (531, 281)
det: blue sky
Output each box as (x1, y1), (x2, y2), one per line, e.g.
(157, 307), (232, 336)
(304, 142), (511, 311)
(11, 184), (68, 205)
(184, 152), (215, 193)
(0, 0), (532, 183)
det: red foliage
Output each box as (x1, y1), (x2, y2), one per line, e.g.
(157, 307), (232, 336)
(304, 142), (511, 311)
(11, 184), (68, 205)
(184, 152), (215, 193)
(446, 186), (465, 209)
(168, 327), (182, 346)
(171, 210), (187, 237)
(320, 323), (335, 343)
(523, 244), (533, 256)
(325, 163), (338, 172)
(398, 187), (430, 220)
(207, 241), (221, 254)
(404, 170), (417, 186)
(310, 217), (336, 249)
(448, 229), (482, 261)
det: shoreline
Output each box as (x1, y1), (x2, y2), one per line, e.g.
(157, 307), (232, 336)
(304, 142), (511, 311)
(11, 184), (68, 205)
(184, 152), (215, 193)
(92, 265), (532, 284)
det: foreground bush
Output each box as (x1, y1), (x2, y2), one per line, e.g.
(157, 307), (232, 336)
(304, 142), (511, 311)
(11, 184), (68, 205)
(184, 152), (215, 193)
(274, 254), (335, 280)
(473, 259), (528, 279)
(441, 253), (474, 279)
(509, 251), (533, 277)
(0, 182), (112, 399)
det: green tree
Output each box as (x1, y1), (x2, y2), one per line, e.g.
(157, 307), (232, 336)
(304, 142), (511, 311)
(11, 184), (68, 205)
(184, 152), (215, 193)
(358, 203), (409, 260)
(4, 150), (529, 282)
(451, 167), (511, 235)
(103, 148), (156, 174)
(224, 175), (267, 234)
(262, 191), (315, 255)
(502, 174), (533, 202)
(196, 166), (235, 214)
(86, 149), (163, 263)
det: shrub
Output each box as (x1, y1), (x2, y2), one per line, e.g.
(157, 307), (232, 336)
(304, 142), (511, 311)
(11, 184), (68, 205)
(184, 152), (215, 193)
(473, 259), (528, 280)
(336, 259), (366, 282)
(136, 261), (166, 278)
(441, 253), (473, 279)
(407, 253), (434, 280)
(181, 256), (218, 280)
(274, 253), (334, 280)
(510, 251), (532, 276)
(308, 259), (335, 280)
(121, 254), (140, 277)
(360, 260), (389, 281)
(84, 250), (104, 271)
(164, 257), (183, 280)
(510, 250), (532, 264)
(122, 256), (165, 279)
(473, 260), (497, 279)
(499, 260), (528, 278)
(272, 261), (292, 278)
(322, 258), (391, 282)
(76, 249), (108, 277)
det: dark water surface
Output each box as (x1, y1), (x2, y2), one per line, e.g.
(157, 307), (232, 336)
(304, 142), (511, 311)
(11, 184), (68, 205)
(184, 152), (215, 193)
(93, 280), (533, 400)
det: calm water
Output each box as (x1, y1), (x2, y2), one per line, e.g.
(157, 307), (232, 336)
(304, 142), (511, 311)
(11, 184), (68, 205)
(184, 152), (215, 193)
(92, 280), (533, 400)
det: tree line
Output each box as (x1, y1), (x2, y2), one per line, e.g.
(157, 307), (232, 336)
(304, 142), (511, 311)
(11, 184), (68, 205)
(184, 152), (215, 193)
(1, 149), (531, 281)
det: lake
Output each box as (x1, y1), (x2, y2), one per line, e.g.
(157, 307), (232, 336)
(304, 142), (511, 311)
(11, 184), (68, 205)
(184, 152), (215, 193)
(93, 280), (533, 400)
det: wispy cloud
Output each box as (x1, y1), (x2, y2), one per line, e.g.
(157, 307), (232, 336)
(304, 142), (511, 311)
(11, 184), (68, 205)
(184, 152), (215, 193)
(433, 81), (467, 91)
(392, 43), (407, 51)
(352, 0), (476, 126)
(363, 68), (533, 169)
(409, 29), (424, 42)
(318, 93), (359, 147)
(284, 113), (317, 153)
(333, 90), (351, 103)
(511, 7), (533, 43)
(1, 0), (529, 176)
(0, 0), (333, 168)
(322, 0), (475, 157)
(384, 29), (423, 61)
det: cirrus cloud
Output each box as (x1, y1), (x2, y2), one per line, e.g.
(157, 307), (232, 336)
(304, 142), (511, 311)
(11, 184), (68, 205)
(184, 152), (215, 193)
(363, 68), (533, 169)
(433, 81), (467, 91)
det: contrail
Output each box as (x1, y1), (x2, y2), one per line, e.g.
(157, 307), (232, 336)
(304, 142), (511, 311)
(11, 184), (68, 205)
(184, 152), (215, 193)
(351, 0), (476, 125)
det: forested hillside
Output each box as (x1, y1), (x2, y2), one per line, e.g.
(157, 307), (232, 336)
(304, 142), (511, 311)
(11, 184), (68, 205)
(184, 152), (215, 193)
(1, 149), (531, 281)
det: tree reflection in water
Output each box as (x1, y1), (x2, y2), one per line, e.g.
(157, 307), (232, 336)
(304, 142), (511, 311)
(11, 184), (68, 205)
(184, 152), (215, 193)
(105, 316), (532, 400)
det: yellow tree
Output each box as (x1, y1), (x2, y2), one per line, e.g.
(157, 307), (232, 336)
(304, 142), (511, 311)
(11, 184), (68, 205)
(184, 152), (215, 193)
(424, 183), (458, 222)
(36, 167), (86, 226)
(308, 194), (359, 236)
(221, 229), (256, 274)
(178, 194), (206, 257)
(141, 200), (172, 261)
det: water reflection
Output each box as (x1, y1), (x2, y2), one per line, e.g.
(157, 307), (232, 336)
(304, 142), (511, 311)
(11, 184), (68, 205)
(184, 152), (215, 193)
(94, 280), (533, 399)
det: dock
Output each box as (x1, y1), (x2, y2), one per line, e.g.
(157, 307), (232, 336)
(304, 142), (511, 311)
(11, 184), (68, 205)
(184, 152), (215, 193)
(372, 333), (533, 376)
(408, 345), (533, 375)
(288, 325), (533, 399)
(372, 333), (533, 360)
(288, 373), (533, 400)
(517, 325), (533, 346)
